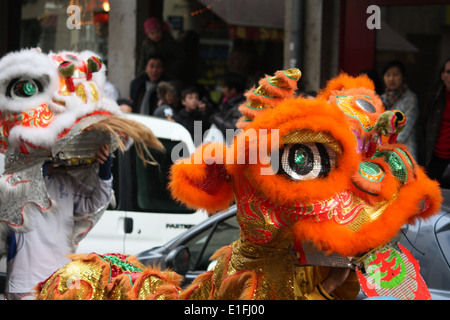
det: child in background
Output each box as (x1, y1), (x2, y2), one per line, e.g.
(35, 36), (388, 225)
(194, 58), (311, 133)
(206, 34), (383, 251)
(174, 86), (212, 144)
(153, 81), (178, 121)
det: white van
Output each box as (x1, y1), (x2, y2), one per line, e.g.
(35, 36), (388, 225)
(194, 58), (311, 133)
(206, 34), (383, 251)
(0, 114), (208, 294)
(77, 113), (209, 255)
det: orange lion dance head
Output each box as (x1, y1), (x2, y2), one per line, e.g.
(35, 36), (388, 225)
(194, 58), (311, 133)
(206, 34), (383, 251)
(169, 69), (442, 299)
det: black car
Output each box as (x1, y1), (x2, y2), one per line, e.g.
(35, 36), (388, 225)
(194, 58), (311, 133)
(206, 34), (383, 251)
(137, 191), (450, 299)
(397, 188), (450, 299)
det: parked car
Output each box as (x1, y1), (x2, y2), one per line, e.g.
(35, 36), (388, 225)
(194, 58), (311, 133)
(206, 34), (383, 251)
(0, 114), (209, 295)
(137, 191), (450, 299)
(137, 205), (240, 286)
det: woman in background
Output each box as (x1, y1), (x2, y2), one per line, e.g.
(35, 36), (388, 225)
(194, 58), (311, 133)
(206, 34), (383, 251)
(381, 60), (419, 160)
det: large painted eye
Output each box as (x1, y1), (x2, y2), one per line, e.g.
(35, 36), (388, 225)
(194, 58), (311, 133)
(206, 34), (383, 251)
(279, 142), (337, 180)
(6, 78), (43, 99)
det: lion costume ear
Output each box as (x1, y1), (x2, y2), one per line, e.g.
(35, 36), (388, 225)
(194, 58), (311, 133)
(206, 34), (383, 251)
(316, 72), (376, 98)
(169, 143), (234, 213)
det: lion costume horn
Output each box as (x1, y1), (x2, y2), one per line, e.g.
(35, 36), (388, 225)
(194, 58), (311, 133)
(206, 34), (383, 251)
(236, 68), (301, 129)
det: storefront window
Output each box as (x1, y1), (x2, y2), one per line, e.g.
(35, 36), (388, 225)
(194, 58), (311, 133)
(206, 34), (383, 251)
(21, 0), (109, 58)
(163, 0), (285, 102)
(375, 4), (449, 107)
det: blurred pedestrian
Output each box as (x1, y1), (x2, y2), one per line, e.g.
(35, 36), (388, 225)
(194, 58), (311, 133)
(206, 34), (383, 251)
(174, 86), (212, 144)
(210, 72), (247, 143)
(153, 81), (179, 121)
(422, 58), (450, 187)
(128, 55), (170, 115)
(381, 60), (419, 160)
(136, 17), (185, 81)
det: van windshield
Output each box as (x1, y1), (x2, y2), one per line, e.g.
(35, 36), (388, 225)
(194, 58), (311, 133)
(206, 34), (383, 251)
(135, 138), (194, 214)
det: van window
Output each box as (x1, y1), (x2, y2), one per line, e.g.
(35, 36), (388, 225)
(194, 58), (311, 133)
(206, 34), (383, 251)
(135, 138), (194, 214)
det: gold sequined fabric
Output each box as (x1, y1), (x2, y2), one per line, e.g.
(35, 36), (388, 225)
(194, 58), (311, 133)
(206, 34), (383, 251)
(36, 253), (181, 300)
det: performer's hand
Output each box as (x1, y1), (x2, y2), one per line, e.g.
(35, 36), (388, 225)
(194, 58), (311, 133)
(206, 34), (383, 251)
(96, 144), (110, 164)
(119, 104), (132, 113)
(97, 144), (113, 180)
(321, 267), (351, 295)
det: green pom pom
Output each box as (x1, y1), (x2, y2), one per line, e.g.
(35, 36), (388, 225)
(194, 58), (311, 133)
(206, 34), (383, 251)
(58, 61), (75, 77)
(374, 110), (407, 136)
(87, 56), (102, 73)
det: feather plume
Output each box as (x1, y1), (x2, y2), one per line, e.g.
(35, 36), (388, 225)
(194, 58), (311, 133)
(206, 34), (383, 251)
(85, 116), (165, 166)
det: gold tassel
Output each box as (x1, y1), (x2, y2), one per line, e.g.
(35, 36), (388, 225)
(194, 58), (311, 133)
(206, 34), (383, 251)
(85, 116), (165, 166)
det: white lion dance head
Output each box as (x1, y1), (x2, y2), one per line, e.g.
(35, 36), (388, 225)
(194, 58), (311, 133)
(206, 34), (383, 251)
(0, 48), (162, 239)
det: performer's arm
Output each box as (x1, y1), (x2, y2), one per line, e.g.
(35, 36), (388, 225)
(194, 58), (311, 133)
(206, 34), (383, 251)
(72, 144), (113, 214)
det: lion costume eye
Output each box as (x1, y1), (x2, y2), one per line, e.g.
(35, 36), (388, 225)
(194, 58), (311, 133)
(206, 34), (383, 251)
(279, 142), (337, 181)
(6, 77), (44, 99)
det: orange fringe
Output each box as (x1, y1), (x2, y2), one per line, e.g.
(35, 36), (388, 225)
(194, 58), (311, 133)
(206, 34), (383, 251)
(317, 73), (376, 99)
(293, 166), (442, 257)
(217, 271), (257, 300)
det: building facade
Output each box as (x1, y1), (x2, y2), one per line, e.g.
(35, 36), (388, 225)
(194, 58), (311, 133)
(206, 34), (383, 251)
(0, 0), (449, 104)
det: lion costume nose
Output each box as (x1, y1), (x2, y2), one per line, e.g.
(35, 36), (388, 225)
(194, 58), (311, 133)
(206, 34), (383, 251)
(57, 56), (102, 104)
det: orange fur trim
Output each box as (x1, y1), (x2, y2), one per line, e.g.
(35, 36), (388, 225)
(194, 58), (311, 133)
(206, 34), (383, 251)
(408, 167), (442, 222)
(36, 253), (110, 300)
(68, 253), (112, 291)
(317, 73), (376, 100)
(236, 87), (285, 128)
(180, 245), (234, 300)
(169, 143), (234, 213)
(111, 274), (135, 299)
(131, 266), (182, 300)
(36, 276), (94, 300)
(245, 89), (285, 106)
(237, 100), (266, 122)
(256, 75), (297, 98)
(180, 270), (215, 300)
(316, 74), (384, 141)
(210, 245), (233, 261)
(274, 69), (301, 89)
(217, 271), (257, 300)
